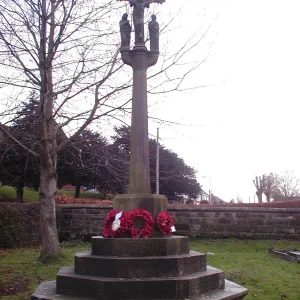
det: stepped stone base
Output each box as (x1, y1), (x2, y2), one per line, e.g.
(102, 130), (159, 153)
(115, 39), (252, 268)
(31, 276), (247, 300)
(31, 236), (247, 300)
(56, 266), (224, 299)
(75, 250), (206, 277)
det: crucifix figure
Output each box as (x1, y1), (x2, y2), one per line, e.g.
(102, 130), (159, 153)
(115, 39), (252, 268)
(119, 0), (165, 47)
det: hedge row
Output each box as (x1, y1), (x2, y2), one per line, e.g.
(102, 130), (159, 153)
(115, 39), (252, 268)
(0, 203), (40, 248)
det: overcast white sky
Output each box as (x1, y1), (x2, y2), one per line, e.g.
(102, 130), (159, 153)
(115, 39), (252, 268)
(145, 0), (300, 202)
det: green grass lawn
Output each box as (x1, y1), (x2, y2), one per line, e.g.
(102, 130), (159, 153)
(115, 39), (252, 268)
(191, 239), (300, 300)
(0, 186), (40, 202)
(0, 239), (299, 300)
(0, 242), (91, 300)
(0, 185), (111, 203)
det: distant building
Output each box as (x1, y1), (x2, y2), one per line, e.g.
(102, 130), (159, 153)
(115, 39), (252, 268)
(194, 190), (210, 205)
(211, 195), (226, 204)
(194, 191), (225, 205)
(61, 184), (84, 192)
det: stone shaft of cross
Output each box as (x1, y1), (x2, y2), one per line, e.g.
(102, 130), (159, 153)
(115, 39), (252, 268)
(118, 0), (164, 194)
(121, 47), (159, 194)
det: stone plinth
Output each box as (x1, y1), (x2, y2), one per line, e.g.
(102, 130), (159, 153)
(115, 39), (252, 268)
(113, 193), (167, 223)
(56, 266), (224, 299)
(75, 250), (206, 278)
(91, 236), (188, 257)
(31, 278), (248, 300)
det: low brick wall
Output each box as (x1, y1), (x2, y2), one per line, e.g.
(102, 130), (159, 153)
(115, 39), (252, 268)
(57, 205), (300, 240)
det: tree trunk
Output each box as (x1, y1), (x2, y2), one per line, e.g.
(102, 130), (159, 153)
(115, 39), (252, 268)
(37, 0), (61, 259)
(75, 183), (81, 198)
(16, 183), (24, 203)
(257, 192), (263, 203)
(39, 160), (61, 259)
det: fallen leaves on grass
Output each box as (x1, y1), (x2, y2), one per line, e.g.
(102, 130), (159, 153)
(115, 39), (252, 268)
(0, 271), (29, 296)
(226, 271), (245, 282)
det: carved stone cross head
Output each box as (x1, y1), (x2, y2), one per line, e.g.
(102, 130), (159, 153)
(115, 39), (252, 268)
(118, 0), (165, 8)
(119, 0), (165, 47)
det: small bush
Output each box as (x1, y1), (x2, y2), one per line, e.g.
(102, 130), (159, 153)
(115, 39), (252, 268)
(0, 205), (26, 248)
(57, 190), (114, 200)
(186, 200), (194, 205)
(0, 194), (15, 203)
(200, 200), (209, 204)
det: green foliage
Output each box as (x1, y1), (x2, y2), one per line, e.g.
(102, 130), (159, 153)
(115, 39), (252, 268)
(0, 94), (40, 198)
(113, 125), (201, 200)
(57, 129), (128, 196)
(57, 190), (114, 200)
(0, 206), (25, 248)
(0, 186), (17, 202)
(0, 186), (39, 202)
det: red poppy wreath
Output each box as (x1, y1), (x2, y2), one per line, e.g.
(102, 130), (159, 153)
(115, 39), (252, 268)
(102, 210), (127, 238)
(157, 212), (175, 235)
(127, 209), (154, 238)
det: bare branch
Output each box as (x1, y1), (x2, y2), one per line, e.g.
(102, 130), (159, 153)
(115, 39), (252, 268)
(0, 123), (39, 157)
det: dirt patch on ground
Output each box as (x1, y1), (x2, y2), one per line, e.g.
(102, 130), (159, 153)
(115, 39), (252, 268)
(0, 268), (29, 296)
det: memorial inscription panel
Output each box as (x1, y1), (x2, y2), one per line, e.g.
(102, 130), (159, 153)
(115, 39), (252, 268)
(91, 236), (190, 257)
(123, 239), (166, 255)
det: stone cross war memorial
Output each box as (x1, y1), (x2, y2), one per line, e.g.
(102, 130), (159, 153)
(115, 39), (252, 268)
(31, 0), (248, 299)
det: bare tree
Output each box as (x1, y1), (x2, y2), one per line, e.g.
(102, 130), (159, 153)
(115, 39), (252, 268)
(262, 173), (274, 203)
(253, 176), (263, 203)
(255, 171), (300, 202)
(0, 0), (126, 259)
(0, 0), (207, 258)
(272, 171), (300, 199)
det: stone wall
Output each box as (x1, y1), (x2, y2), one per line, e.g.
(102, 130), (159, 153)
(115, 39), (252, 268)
(1, 203), (300, 246)
(57, 205), (300, 240)
(168, 206), (300, 240)
(57, 205), (111, 240)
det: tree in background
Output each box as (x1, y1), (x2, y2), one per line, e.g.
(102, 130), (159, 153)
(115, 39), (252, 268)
(262, 173), (274, 202)
(0, 96), (127, 200)
(112, 126), (201, 201)
(0, 135), (40, 202)
(254, 171), (300, 202)
(253, 176), (264, 203)
(0, 93), (68, 202)
(57, 130), (128, 197)
(272, 171), (300, 199)
(0, 94), (40, 201)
